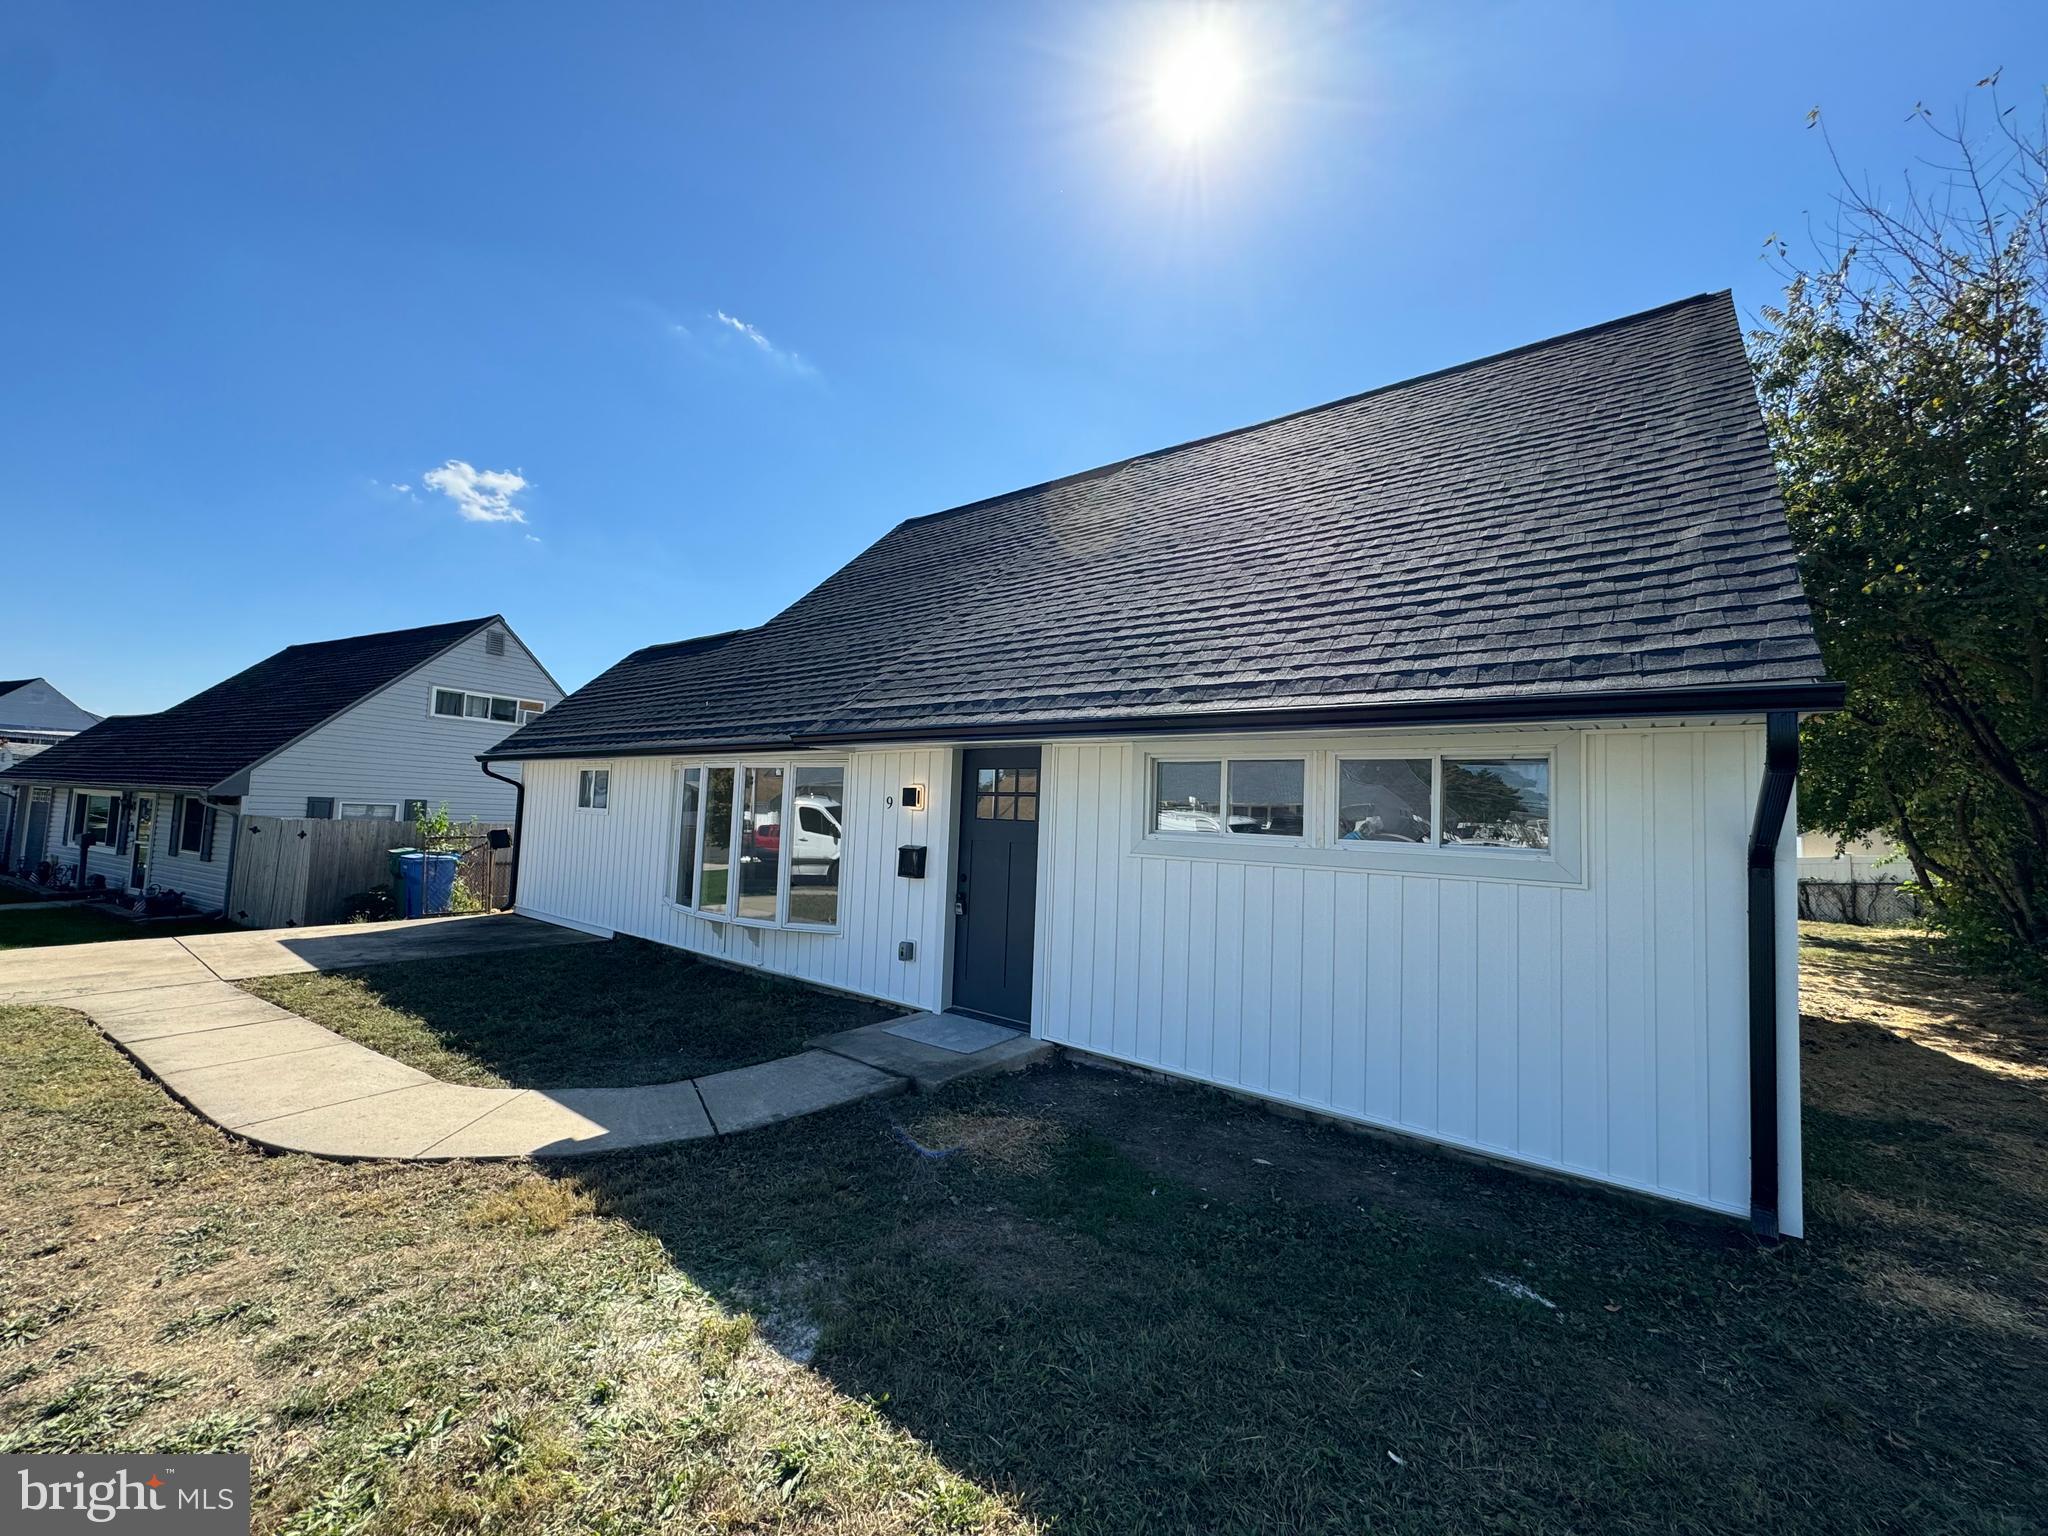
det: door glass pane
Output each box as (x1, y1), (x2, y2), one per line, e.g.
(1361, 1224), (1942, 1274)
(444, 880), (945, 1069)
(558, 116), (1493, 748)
(1337, 759), (1433, 843)
(674, 768), (700, 906)
(699, 767), (734, 913)
(738, 765), (785, 919)
(1228, 760), (1305, 836)
(788, 764), (844, 926)
(1154, 760), (1222, 834)
(1441, 758), (1550, 849)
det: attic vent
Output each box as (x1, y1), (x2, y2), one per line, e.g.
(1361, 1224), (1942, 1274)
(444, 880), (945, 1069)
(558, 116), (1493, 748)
(485, 629), (507, 656)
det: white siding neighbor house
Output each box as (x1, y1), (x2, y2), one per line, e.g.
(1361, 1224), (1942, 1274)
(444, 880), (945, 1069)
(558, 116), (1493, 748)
(0, 617), (561, 917)
(486, 294), (1840, 1237)
(0, 677), (101, 870)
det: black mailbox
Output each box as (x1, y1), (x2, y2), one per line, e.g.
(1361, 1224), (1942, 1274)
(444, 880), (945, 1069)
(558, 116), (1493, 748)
(896, 845), (927, 879)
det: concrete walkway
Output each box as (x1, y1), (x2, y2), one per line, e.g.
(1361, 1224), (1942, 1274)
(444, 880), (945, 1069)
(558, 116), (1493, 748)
(0, 912), (1050, 1160)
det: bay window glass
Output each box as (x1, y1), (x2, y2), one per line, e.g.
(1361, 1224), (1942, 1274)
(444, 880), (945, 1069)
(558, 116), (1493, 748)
(1228, 759), (1305, 836)
(674, 767), (701, 907)
(738, 765), (785, 920)
(699, 767), (734, 913)
(788, 764), (844, 926)
(1337, 759), (1433, 844)
(1440, 758), (1550, 849)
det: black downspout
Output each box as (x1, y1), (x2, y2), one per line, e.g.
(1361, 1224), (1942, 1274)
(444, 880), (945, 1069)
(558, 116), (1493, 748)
(479, 759), (524, 911)
(1747, 711), (1800, 1239)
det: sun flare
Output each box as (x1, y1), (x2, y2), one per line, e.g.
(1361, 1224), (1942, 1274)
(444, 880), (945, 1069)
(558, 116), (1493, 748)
(1150, 21), (1245, 146)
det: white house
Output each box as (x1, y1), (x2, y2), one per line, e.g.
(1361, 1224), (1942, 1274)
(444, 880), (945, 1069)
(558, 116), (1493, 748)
(484, 294), (1841, 1237)
(0, 676), (101, 862)
(0, 616), (561, 915)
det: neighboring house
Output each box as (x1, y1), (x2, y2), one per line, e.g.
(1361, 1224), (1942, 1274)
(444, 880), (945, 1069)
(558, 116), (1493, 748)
(1797, 829), (1903, 884)
(0, 617), (561, 914)
(0, 677), (102, 864)
(486, 293), (1842, 1237)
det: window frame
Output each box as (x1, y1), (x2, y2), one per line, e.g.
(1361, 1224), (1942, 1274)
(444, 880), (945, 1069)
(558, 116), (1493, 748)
(577, 768), (611, 813)
(337, 801), (400, 821)
(668, 756), (848, 933)
(1134, 732), (1584, 887)
(429, 684), (547, 725)
(1147, 755), (1312, 847)
(1333, 749), (1554, 855)
(67, 791), (118, 847)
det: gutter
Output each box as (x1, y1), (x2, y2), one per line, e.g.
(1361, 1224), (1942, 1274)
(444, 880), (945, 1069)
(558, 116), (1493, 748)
(478, 680), (1848, 765)
(479, 759), (525, 910)
(1746, 710), (1800, 1239)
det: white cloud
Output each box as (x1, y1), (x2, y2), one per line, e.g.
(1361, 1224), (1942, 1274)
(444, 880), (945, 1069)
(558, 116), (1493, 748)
(709, 309), (817, 377)
(421, 460), (530, 524)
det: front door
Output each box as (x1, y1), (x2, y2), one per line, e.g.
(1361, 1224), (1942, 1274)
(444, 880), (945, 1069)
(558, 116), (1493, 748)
(129, 795), (154, 890)
(951, 747), (1041, 1026)
(21, 788), (49, 871)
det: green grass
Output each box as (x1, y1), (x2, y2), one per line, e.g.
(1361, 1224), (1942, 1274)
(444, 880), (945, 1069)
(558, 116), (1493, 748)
(239, 937), (900, 1088)
(0, 906), (237, 950)
(0, 883), (61, 905)
(1, 924), (2041, 1533)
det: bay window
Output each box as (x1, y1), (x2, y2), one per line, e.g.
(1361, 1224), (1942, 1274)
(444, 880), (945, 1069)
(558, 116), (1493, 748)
(676, 759), (845, 929)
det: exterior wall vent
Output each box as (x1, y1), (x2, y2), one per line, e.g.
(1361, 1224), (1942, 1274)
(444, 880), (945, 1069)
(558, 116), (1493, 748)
(485, 629), (507, 657)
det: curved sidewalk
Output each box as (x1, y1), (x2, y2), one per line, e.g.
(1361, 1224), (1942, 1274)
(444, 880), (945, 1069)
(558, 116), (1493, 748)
(1, 912), (1043, 1160)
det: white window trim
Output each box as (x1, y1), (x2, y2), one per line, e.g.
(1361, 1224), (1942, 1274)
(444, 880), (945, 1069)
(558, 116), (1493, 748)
(428, 683), (547, 726)
(668, 757), (848, 933)
(1146, 754), (1314, 849)
(576, 767), (612, 814)
(65, 789), (119, 848)
(1132, 730), (1586, 886)
(337, 801), (400, 820)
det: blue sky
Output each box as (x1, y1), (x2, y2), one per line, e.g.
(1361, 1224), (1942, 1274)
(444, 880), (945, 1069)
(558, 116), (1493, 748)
(3, 2), (2042, 713)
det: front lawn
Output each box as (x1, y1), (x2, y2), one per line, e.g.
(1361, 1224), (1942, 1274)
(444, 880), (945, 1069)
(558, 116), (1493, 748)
(0, 921), (2040, 1533)
(0, 906), (238, 951)
(238, 937), (901, 1088)
(0, 882), (62, 905)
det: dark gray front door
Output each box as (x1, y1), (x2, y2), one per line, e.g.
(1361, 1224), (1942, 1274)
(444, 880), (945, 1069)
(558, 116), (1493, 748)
(952, 747), (1040, 1025)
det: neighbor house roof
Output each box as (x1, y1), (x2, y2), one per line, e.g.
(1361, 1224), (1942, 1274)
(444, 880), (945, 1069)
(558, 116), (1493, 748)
(491, 292), (1839, 762)
(0, 618), (507, 793)
(0, 678), (102, 735)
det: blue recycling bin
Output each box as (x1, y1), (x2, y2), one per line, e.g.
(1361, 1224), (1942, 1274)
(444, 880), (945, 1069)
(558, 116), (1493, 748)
(394, 851), (461, 918)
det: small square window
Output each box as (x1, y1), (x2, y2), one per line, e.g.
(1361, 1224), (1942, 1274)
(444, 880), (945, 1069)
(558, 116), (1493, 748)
(433, 689), (466, 718)
(579, 769), (611, 811)
(1227, 760), (1305, 837)
(1337, 759), (1433, 844)
(1441, 758), (1549, 850)
(1153, 760), (1223, 834)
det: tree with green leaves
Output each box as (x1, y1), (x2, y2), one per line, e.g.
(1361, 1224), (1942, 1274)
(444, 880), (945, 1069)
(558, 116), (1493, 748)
(1750, 78), (2048, 985)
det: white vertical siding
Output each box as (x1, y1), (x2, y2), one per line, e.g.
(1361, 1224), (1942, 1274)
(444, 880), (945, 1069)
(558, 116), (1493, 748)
(1033, 723), (1793, 1224)
(245, 623), (562, 821)
(510, 721), (1799, 1228)
(515, 750), (953, 1011)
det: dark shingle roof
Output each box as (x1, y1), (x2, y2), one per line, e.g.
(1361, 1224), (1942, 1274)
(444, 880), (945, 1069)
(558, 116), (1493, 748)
(1, 618), (501, 791)
(494, 293), (1835, 761)
(0, 680), (35, 696)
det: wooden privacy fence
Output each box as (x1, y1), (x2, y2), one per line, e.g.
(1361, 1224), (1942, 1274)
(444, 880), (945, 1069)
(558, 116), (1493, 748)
(227, 816), (513, 929)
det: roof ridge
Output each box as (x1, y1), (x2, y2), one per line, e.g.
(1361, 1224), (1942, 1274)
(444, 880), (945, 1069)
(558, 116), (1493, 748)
(892, 290), (1731, 534)
(277, 615), (501, 652)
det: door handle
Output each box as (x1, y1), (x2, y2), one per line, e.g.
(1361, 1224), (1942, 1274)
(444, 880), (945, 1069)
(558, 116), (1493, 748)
(954, 892), (967, 918)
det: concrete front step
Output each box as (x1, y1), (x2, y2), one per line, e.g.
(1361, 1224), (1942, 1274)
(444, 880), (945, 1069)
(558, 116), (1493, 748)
(809, 1012), (1056, 1093)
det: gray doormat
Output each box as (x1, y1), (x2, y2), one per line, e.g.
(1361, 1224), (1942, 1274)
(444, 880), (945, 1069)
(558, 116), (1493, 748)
(883, 1012), (1018, 1054)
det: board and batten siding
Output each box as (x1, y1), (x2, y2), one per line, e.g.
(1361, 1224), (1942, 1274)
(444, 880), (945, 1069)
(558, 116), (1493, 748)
(245, 624), (561, 821)
(1031, 722), (1799, 1232)
(511, 720), (1800, 1232)
(516, 750), (954, 1011)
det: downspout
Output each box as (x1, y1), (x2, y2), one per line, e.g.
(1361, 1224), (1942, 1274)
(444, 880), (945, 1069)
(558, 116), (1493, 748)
(480, 759), (524, 910)
(1747, 711), (1800, 1239)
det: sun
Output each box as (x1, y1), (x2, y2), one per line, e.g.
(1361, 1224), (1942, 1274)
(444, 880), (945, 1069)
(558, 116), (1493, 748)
(1150, 21), (1245, 146)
